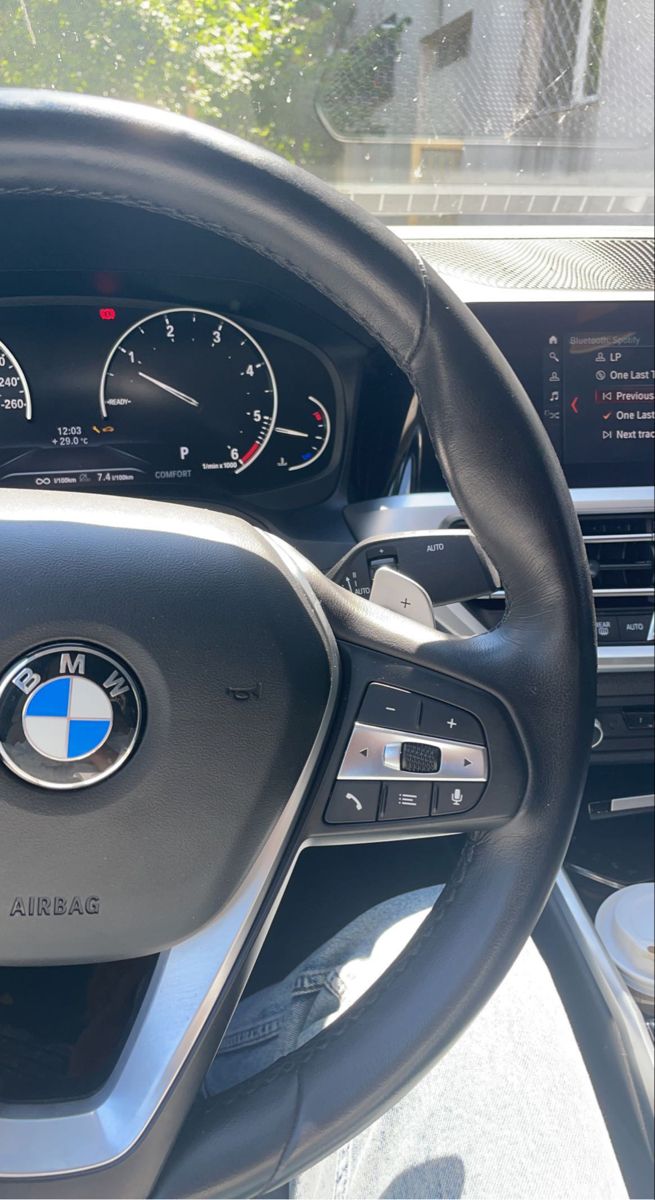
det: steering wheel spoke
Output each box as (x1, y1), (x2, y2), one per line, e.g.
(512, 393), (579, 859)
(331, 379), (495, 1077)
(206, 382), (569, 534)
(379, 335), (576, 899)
(246, 527), (522, 850)
(291, 573), (527, 843)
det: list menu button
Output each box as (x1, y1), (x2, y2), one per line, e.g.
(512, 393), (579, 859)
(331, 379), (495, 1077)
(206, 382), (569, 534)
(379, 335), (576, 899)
(381, 781), (433, 821)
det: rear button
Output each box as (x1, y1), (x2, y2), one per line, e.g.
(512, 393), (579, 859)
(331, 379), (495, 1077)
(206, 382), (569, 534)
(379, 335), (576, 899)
(595, 616), (618, 644)
(434, 781), (485, 816)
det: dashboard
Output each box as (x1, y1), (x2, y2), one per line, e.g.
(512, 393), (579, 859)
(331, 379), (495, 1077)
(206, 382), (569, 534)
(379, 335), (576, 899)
(0, 286), (652, 506)
(0, 285), (347, 503)
(0, 206), (652, 765)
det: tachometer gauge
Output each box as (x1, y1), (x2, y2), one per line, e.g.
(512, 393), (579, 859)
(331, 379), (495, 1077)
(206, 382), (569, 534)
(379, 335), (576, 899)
(100, 308), (277, 474)
(271, 396), (331, 471)
(0, 338), (31, 424)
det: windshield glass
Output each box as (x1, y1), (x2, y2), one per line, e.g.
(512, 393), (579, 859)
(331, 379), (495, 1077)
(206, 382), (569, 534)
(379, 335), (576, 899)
(3, 0), (653, 225)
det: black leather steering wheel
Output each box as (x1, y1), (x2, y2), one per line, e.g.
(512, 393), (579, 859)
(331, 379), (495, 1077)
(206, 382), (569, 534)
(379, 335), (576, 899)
(0, 92), (596, 1199)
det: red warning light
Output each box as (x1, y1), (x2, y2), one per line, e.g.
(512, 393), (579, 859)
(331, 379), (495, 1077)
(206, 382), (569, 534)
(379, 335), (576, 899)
(99, 307), (116, 321)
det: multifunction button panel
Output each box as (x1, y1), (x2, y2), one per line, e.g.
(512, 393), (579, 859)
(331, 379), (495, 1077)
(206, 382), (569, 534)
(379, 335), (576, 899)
(325, 683), (489, 825)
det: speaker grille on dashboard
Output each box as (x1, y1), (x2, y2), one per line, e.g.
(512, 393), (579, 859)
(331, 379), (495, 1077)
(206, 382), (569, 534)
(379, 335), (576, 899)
(406, 237), (654, 291)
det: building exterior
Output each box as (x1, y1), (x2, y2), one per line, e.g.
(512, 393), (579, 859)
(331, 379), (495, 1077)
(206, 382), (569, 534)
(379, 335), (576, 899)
(316, 0), (654, 221)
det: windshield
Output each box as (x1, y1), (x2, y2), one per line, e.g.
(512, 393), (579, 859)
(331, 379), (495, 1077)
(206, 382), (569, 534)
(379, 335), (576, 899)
(3, 0), (653, 225)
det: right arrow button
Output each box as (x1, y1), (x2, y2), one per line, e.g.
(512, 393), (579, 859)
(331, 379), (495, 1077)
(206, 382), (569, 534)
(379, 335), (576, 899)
(439, 741), (488, 781)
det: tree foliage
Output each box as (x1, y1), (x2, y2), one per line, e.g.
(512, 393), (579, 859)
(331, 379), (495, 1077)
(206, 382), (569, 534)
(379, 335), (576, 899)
(1, 0), (354, 163)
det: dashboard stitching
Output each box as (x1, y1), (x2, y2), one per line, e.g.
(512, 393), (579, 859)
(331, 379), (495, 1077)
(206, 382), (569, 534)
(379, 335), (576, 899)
(0, 185), (421, 374)
(206, 832), (484, 1107)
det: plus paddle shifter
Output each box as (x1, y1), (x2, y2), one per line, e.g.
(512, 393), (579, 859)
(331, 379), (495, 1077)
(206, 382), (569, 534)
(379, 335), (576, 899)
(331, 529), (499, 628)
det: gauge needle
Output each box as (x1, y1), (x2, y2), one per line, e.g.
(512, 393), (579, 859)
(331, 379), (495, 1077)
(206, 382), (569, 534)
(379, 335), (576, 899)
(138, 372), (200, 408)
(275, 426), (309, 437)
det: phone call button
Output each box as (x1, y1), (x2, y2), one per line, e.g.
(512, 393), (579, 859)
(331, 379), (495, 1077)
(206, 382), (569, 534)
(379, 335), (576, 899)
(325, 782), (381, 824)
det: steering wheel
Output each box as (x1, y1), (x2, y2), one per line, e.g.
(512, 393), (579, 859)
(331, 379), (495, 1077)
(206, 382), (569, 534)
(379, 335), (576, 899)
(0, 92), (595, 1199)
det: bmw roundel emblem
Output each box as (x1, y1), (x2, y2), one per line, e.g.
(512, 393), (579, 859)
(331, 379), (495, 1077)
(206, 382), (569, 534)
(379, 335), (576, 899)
(0, 644), (143, 790)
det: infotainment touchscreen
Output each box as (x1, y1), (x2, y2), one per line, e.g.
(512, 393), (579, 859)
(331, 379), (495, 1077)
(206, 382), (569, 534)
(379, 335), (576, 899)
(544, 327), (653, 478)
(472, 300), (654, 488)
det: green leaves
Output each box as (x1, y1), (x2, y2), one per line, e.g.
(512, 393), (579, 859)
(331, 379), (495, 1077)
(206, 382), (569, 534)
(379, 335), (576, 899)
(1, 0), (354, 162)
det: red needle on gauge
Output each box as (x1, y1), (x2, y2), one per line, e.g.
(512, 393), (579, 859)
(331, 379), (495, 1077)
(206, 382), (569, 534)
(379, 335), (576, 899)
(137, 372), (200, 407)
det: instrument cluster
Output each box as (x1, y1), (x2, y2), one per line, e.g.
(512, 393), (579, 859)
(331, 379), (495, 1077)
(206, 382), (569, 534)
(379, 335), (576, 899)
(0, 296), (341, 501)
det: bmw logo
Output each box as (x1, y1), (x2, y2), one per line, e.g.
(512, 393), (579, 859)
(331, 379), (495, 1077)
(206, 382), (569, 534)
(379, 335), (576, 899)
(0, 644), (143, 790)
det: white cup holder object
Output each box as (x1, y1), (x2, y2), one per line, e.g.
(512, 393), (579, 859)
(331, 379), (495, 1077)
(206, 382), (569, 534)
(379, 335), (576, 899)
(595, 882), (655, 1014)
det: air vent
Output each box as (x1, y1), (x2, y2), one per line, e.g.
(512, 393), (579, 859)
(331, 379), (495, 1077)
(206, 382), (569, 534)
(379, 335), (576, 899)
(581, 514), (654, 597)
(457, 513), (654, 646)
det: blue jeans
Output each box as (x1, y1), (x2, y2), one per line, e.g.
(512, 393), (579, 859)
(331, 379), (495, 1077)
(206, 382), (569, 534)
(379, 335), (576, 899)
(206, 887), (628, 1199)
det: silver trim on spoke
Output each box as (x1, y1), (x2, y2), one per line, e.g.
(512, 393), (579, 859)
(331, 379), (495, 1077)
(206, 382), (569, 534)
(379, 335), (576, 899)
(338, 722), (488, 783)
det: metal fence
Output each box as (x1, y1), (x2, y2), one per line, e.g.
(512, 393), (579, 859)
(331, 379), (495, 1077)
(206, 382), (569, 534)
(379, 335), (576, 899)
(317, 0), (654, 148)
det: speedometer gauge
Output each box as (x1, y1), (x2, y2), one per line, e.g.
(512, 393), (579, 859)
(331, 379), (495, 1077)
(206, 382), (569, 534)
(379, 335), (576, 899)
(100, 308), (277, 474)
(0, 338), (31, 424)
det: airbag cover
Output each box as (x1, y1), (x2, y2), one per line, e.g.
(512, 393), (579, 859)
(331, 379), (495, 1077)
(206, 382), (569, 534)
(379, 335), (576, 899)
(0, 491), (331, 964)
